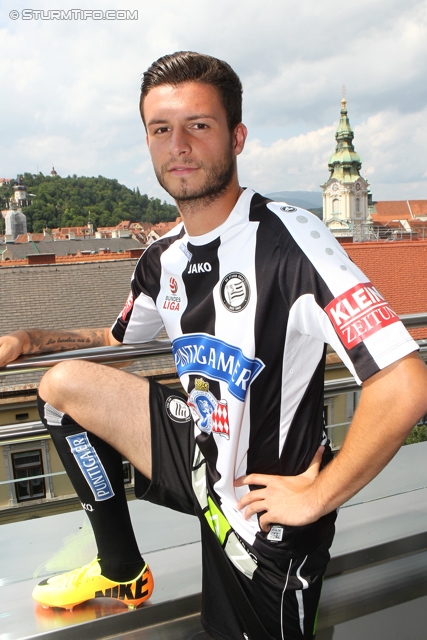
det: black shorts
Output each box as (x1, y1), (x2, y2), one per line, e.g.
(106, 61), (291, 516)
(135, 380), (336, 640)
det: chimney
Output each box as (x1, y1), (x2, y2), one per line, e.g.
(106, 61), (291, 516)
(129, 248), (144, 258)
(27, 253), (56, 265)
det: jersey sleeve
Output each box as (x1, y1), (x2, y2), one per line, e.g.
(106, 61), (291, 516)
(271, 203), (419, 384)
(111, 257), (164, 344)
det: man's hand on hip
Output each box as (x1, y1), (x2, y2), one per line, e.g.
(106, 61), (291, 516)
(235, 446), (325, 531)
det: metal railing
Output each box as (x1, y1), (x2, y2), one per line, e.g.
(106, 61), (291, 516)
(328, 222), (427, 242)
(1, 312), (426, 414)
(2, 312), (426, 376)
(0, 339), (173, 376)
(0, 312), (425, 463)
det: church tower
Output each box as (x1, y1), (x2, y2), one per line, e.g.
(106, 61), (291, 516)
(321, 98), (369, 235)
(12, 175), (28, 207)
(5, 175), (28, 242)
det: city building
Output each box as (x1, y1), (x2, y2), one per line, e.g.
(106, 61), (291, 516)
(321, 101), (427, 242)
(321, 98), (370, 237)
(369, 199), (427, 239)
(0, 237), (146, 263)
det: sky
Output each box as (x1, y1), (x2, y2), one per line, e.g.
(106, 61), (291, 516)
(1, 0), (427, 203)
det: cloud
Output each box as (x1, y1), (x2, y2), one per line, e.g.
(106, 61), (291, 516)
(0, 0), (426, 200)
(238, 105), (427, 200)
(356, 108), (427, 199)
(239, 126), (335, 193)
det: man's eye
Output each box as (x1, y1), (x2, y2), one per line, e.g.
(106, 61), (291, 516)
(154, 127), (169, 134)
(193, 123), (208, 130)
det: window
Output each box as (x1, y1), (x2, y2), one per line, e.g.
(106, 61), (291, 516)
(324, 397), (336, 428)
(122, 457), (132, 485)
(11, 449), (46, 502)
(323, 404), (330, 426)
(15, 412), (29, 421)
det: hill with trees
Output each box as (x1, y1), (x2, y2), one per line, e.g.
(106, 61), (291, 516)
(0, 173), (178, 233)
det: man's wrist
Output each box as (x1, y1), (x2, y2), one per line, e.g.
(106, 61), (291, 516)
(304, 477), (332, 523)
(11, 329), (30, 354)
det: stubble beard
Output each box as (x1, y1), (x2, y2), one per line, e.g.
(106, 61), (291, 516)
(155, 148), (236, 215)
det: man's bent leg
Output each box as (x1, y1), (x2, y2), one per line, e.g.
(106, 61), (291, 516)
(38, 360), (152, 477)
(34, 361), (154, 609)
(37, 394), (143, 580)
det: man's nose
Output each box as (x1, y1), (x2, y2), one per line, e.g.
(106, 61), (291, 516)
(170, 127), (191, 156)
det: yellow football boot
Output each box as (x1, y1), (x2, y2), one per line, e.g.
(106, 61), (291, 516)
(32, 558), (154, 611)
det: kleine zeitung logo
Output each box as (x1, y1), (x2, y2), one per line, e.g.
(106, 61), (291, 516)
(325, 282), (399, 349)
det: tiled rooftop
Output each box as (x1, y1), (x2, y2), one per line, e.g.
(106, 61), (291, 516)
(0, 238), (144, 261)
(151, 219), (182, 237)
(14, 233), (48, 243)
(0, 258), (174, 393)
(2, 237), (425, 339)
(373, 200), (427, 220)
(346, 240), (427, 339)
(0, 259), (138, 333)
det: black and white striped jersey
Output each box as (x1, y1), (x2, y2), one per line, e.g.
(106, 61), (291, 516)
(112, 188), (417, 544)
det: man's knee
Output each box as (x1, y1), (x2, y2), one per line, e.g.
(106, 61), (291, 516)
(39, 360), (89, 410)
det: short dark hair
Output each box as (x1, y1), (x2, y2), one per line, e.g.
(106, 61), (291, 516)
(140, 51), (243, 131)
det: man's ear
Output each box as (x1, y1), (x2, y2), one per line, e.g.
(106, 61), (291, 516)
(233, 123), (248, 157)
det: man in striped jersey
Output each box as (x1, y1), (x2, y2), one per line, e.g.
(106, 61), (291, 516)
(1, 52), (427, 639)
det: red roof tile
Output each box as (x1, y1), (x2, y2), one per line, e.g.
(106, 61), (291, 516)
(370, 217), (405, 229)
(408, 201), (427, 217)
(346, 240), (427, 314)
(373, 200), (427, 220)
(346, 240), (427, 338)
(151, 218), (182, 237)
(374, 201), (410, 219)
(14, 233), (45, 243)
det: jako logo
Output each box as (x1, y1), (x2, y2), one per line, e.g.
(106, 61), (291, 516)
(280, 206), (297, 213)
(170, 277), (178, 293)
(187, 262), (212, 274)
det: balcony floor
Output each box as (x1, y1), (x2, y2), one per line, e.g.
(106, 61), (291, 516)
(2, 442), (427, 639)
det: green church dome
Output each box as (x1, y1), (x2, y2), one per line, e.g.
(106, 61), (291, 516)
(327, 98), (362, 182)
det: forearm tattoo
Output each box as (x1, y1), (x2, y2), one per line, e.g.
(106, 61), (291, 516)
(24, 328), (108, 354)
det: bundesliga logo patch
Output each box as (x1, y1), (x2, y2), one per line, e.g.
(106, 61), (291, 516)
(325, 282), (399, 349)
(121, 291), (134, 322)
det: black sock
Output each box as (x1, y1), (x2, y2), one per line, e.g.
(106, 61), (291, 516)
(37, 392), (144, 582)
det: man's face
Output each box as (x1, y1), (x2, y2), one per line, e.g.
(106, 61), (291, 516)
(143, 82), (246, 204)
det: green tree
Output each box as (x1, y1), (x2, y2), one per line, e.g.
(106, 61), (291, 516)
(404, 423), (427, 445)
(14, 173), (178, 231)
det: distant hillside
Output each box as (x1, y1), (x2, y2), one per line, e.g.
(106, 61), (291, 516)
(1, 173), (178, 233)
(266, 191), (323, 211)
